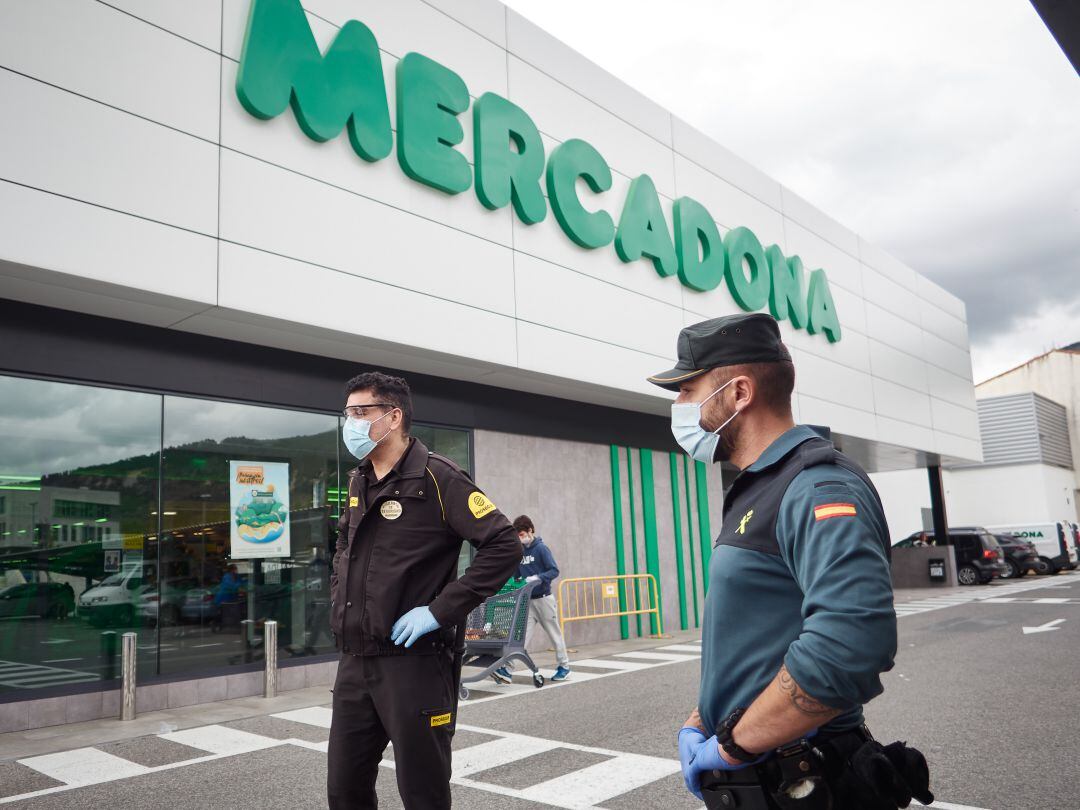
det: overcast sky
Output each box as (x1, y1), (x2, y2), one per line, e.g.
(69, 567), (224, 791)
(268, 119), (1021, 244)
(502, 0), (1080, 383)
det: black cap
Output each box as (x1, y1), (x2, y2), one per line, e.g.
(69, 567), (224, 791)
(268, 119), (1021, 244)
(647, 313), (791, 391)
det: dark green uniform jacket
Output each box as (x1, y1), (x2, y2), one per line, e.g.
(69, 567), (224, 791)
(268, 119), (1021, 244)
(699, 425), (897, 735)
(330, 437), (521, 656)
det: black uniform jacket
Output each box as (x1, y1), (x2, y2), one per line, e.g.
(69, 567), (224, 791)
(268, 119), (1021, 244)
(330, 437), (521, 655)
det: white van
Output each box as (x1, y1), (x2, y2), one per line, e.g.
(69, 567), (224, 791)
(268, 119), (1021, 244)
(986, 522), (1077, 574)
(77, 563), (147, 626)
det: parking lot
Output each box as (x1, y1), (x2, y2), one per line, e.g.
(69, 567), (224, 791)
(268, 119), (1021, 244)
(1, 571), (1076, 809)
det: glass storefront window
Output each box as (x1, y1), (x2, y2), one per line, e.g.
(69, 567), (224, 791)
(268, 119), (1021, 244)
(0, 375), (161, 695)
(0, 373), (475, 700)
(159, 397), (339, 674)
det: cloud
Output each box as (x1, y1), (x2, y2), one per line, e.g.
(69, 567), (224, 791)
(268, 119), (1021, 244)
(502, 0), (1080, 381)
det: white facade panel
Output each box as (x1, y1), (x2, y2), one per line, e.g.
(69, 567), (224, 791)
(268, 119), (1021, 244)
(516, 321), (665, 398)
(918, 297), (969, 349)
(865, 304), (923, 361)
(217, 242), (518, 367)
(922, 329), (975, 380)
(218, 150), (517, 316)
(930, 397), (980, 440)
(103, 0), (223, 51)
(0, 0), (220, 142)
(873, 378), (933, 427)
(862, 268), (921, 327)
(798, 394), (878, 443)
(423, 0), (507, 47)
(0, 70), (218, 237)
(0, 181), (217, 306)
(926, 364), (978, 411)
(513, 253), (682, 358)
(792, 349), (875, 414)
(869, 339), (928, 394)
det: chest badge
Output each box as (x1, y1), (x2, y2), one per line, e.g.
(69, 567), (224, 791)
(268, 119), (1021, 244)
(737, 509), (754, 535)
(380, 500), (403, 520)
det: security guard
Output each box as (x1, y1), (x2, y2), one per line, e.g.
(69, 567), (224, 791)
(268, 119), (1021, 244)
(327, 372), (521, 809)
(650, 314), (934, 810)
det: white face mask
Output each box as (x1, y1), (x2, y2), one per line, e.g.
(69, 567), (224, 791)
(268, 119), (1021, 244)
(342, 409), (396, 461)
(670, 379), (740, 463)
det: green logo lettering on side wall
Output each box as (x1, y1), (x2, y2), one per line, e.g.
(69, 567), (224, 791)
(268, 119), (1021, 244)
(236, 0), (843, 342)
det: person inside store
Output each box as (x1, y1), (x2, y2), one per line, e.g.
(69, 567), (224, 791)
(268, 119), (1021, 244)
(326, 371), (521, 810)
(649, 313), (934, 810)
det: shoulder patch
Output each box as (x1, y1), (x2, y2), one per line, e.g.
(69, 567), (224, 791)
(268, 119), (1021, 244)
(814, 502), (857, 521)
(468, 491), (496, 519)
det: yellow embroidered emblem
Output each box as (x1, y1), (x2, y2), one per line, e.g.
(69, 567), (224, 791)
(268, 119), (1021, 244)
(349, 497), (359, 508)
(737, 509), (754, 535)
(430, 712), (452, 727)
(468, 492), (496, 519)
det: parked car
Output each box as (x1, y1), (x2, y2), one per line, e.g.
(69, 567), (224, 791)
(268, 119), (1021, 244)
(0, 582), (76, 619)
(986, 522), (1077, 574)
(77, 564), (147, 626)
(1067, 522), (1080, 568)
(138, 576), (199, 626)
(991, 533), (1039, 579)
(898, 527), (1008, 585)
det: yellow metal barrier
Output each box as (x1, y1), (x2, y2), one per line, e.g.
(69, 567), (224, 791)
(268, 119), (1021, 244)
(557, 574), (665, 638)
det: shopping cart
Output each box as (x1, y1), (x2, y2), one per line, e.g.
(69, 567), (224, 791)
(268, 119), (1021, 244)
(458, 579), (544, 699)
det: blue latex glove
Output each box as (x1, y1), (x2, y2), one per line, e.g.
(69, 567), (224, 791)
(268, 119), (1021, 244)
(390, 606), (441, 648)
(678, 729), (756, 800)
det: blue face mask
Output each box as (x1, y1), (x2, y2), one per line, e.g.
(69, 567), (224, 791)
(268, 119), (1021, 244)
(670, 379), (740, 463)
(342, 410), (396, 461)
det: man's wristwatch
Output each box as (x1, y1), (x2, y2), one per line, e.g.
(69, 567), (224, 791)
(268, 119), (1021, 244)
(716, 707), (758, 763)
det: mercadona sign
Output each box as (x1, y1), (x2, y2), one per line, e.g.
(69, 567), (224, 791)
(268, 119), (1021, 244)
(236, 0), (843, 343)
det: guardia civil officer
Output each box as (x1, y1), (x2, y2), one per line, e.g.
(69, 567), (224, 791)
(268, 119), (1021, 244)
(650, 314), (934, 810)
(327, 372), (521, 809)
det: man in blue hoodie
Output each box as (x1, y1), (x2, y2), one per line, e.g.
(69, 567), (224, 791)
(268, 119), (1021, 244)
(493, 515), (571, 683)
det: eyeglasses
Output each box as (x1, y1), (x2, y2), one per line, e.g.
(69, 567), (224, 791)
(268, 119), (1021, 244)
(342, 403), (392, 420)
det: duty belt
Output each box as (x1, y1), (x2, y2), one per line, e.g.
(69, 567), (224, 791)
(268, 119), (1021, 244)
(699, 726), (873, 810)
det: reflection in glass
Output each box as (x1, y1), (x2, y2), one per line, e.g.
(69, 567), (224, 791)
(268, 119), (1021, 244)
(0, 375), (160, 695)
(159, 398), (339, 674)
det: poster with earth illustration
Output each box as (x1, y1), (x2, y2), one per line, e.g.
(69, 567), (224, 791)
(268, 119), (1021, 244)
(228, 460), (290, 559)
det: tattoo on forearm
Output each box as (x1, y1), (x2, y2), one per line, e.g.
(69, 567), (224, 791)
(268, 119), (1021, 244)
(777, 666), (834, 716)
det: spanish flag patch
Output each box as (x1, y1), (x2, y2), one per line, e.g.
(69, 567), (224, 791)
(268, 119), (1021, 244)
(814, 502), (857, 521)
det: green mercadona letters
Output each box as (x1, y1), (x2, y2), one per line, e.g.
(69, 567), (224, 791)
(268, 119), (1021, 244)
(236, 0), (842, 343)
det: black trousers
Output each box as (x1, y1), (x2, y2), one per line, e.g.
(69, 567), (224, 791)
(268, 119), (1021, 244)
(327, 651), (458, 809)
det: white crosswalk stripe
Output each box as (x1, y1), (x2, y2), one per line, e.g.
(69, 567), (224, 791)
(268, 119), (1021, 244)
(17, 747), (150, 786)
(0, 659), (99, 689)
(895, 572), (1079, 618)
(159, 724), (283, 756)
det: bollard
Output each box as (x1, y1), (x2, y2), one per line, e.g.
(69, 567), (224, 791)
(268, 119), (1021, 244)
(241, 619), (255, 663)
(120, 632), (137, 720)
(100, 631), (118, 682)
(264, 620), (278, 698)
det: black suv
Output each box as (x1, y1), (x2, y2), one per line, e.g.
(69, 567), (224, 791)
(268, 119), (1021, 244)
(991, 533), (1039, 579)
(0, 582), (76, 619)
(898, 527), (1009, 585)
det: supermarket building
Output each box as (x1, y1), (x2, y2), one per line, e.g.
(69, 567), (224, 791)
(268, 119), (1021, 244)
(0, 0), (980, 731)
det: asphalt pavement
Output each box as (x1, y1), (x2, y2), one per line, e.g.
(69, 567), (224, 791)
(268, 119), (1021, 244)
(2, 571), (1079, 809)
